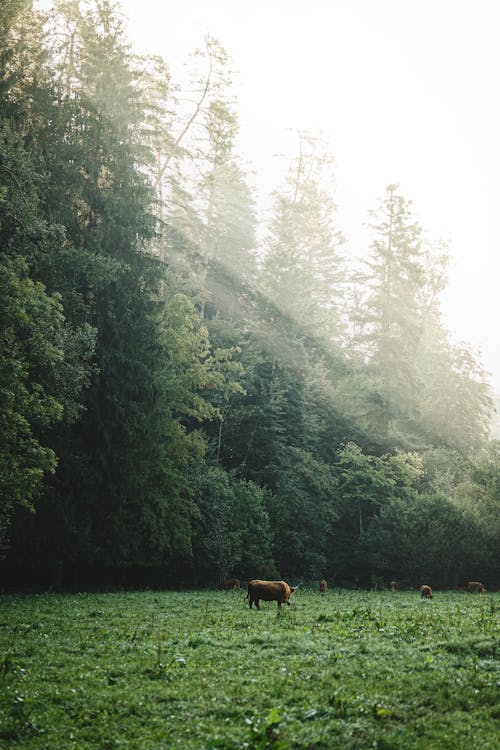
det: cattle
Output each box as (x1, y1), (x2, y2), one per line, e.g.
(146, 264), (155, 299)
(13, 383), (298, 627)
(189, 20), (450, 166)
(244, 579), (297, 610)
(218, 578), (240, 590)
(467, 581), (486, 593)
(420, 584), (433, 599)
(390, 580), (398, 592)
(319, 579), (328, 593)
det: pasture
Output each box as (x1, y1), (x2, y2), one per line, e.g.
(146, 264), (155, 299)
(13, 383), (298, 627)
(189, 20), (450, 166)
(1, 588), (499, 749)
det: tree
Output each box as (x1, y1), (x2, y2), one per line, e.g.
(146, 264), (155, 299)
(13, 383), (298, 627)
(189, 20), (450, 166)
(3, 1), (189, 573)
(260, 132), (345, 353)
(153, 33), (256, 308)
(360, 184), (425, 433)
(268, 446), (339, 579)
(452, 441), (500, 580)
(163, 93), (258, 323)
(412, 238), (493, 454)
(0, 1), (96, 551)
(189, 462), (274, 585)
(0, 258), (65, 550)
(331, 442), (423, 583)
(360, 493), (487, 588)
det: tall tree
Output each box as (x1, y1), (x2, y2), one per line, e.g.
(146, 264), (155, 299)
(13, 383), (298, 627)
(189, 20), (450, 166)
(198, 99), (257, 323)
(260, 132), (345, 353)
(361, 184), (426, 433)
(0, 1), (96, 551)
(4, 1), (197, 572)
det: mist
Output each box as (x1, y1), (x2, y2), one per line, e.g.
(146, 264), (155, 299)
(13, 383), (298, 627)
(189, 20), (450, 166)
(116, 0), (500, 395)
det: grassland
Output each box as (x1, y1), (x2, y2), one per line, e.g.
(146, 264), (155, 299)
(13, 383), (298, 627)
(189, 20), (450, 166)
(0, 588), (499, 749)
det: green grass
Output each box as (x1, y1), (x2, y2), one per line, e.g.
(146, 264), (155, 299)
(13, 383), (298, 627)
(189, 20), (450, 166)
(0, 589), (499, 749)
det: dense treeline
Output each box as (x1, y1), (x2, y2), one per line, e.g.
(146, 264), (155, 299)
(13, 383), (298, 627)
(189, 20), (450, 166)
(1, 0), (498, 591)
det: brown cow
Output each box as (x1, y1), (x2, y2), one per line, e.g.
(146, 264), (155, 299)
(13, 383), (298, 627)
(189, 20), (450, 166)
(319, 579), (328, 593)
(390, 580), (398, 592)
(467, 581), (486, 593)
(244, 579), (297, 609)
(218, 578), (240, 590)
(420, 584), (433, 599)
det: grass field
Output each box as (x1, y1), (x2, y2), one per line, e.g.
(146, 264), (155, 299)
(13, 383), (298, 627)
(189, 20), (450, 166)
(0, 588), (499, 749)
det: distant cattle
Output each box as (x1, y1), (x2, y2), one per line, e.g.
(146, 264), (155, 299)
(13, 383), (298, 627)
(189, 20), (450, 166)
(390, 580), (398, 592)
(245, 579), (297, 609)
(218, 578), (240, 590)
(420, 585), (433, 599)
(467, 581), (486, 593)
(319, 579), (328, 593)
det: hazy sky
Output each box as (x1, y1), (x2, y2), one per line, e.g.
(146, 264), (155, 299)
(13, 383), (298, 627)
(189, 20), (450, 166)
(108, 1), (500, 390)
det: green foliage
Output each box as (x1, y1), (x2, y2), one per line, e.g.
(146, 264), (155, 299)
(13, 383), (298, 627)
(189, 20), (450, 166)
(189, 462), (274, 584)
(452, 442), (500, 579)
(0, 258), (63, 548)
(2, 0), (215, 569)
(335, 442), (421, 537)
(338, 443), (422, 510)
(360, 493), (485, 587)
(269, 447), (339, 579)
(330, 443), (424, 582)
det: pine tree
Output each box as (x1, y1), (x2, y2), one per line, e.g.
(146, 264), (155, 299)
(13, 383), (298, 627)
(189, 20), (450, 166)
(361, 184), (426, 434)
(260, 132), (345, 354)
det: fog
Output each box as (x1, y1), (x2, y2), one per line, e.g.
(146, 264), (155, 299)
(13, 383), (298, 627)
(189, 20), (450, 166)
(116, 0), (500, 391)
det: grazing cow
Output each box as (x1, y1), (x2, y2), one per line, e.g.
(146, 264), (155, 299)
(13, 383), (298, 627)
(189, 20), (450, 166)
(467, 581), (486, 593)
(319, 579), (328, 593)
(420, 585), (433, 599)
(390, 580), (398, 592)
(244, 579), (297, 610)
(218, 578), (240, 590)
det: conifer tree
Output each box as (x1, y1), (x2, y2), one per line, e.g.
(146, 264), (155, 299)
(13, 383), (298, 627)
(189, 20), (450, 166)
(360, 184), (426, 435)
(261, 132), (345, 353)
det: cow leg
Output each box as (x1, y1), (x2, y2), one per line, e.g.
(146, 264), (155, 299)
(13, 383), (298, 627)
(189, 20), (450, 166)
(277, 600), (282, 609)
(255, 599), (260, 610)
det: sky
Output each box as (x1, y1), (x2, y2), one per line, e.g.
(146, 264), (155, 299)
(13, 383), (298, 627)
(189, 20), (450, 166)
(109, 1), (500, 391)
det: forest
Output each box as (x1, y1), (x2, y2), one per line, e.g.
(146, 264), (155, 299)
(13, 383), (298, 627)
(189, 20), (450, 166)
(1, 0), (498, 591)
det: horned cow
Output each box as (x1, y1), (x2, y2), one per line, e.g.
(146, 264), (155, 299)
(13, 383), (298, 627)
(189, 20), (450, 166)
(390, 580), (398, 592)
(420, 584), (433, 599)
(245, 579), (297, 610)
(319, 579), (328, 593)
(467, 581), (486, 593)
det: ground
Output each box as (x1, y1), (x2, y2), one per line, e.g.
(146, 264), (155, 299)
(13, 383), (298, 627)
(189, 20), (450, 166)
(1, 588), (499, 749)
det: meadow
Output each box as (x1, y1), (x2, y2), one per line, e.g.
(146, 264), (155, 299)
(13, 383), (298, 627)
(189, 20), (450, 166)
(0, 588), (499, 749)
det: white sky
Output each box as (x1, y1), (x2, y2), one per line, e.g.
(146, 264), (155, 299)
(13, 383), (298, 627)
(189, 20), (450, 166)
(63, 1), (500, 390)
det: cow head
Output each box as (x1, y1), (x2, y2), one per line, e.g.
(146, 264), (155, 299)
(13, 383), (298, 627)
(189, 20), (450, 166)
(286, 584), (298, 603)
